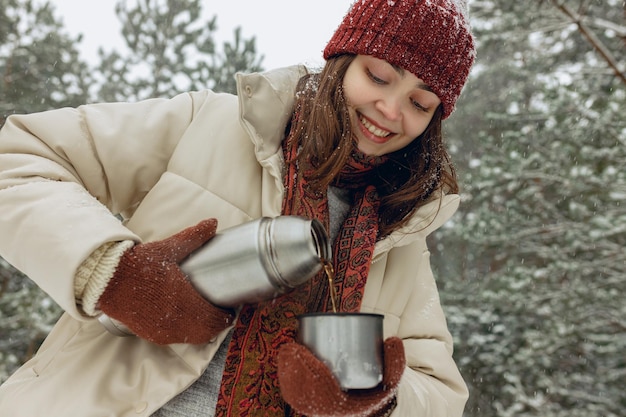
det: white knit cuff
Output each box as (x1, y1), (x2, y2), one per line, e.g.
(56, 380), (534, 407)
(75, 240), (135, 316)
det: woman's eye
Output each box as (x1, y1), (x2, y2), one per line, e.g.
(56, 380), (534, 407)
(366, 69), (387, 85)
(411, 99), (427, 112)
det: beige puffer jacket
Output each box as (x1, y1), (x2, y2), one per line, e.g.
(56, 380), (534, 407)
(0, 66), (468, 416)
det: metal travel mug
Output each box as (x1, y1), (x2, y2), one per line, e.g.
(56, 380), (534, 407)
(297, 312), (384, 390)
(99, 216), (330, 336)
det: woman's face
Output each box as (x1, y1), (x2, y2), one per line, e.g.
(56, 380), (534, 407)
(343, 55), (442, 156)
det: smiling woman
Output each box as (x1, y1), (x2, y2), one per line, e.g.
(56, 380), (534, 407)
(46, 0), (353, 69)
(0, 1), (476, 416)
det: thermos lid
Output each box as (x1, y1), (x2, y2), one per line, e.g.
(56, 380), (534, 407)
(265, 217), (331, 288)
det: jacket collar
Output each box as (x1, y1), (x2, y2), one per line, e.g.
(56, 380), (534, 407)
(373, 193), (460, 257)
(235, 66), (309, 162)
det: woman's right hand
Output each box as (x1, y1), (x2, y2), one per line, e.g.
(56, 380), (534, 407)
(98, 219), (235, 345)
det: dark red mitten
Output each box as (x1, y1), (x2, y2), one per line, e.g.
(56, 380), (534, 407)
(278, 337), (405, 417)
(98, 219), (235, 345)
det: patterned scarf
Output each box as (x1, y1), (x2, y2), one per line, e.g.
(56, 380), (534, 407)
(214, 130), (387, 416)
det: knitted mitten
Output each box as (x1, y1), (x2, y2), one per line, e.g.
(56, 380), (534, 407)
(98, 219), (235, 345)
(277, 337), (405, 417)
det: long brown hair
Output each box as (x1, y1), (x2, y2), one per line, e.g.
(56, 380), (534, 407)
(288, 55), (458, 237)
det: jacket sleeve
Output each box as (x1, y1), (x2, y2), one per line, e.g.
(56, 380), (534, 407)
(0, 91), (210, 318)
(391, 246), (468, 416)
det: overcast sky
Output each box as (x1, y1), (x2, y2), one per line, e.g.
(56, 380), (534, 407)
(46, 0), (354, 70)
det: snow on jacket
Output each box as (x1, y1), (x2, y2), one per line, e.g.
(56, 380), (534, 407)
(0, 66), (468, 416)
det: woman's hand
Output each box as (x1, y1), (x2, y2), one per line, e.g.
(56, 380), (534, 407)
(277, 337), (405, 417)
(98, 219), (235, 345)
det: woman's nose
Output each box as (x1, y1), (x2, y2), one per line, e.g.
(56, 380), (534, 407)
(375, 96), (401, 121)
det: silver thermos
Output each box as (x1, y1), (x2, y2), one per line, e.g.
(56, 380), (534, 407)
(98, 216), (331, 336)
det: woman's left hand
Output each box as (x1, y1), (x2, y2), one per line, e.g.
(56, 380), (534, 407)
(277, 337), (405, 417)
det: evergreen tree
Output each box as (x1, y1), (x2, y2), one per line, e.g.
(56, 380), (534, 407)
(435, 1), (626, 415)
(96, 0), (264, 101)
(0, 0), (91, 126)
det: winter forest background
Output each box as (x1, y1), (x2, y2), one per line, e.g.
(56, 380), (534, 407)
(0, 0), (624, 416)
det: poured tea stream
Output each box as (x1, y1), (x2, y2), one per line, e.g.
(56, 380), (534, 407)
(322, 259), (338, 313)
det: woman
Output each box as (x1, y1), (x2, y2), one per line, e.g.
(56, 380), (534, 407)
(0, 0), (475, 416)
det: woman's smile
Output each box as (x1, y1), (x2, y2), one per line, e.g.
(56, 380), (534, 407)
(357, 112), (394, 144)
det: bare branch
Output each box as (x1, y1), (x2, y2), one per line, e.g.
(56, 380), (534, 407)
(551, 0), (626, 85)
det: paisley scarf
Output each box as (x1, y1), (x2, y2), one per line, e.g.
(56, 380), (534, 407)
(214, 130), (387, 416)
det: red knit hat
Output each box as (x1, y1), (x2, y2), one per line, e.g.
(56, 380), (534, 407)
(324, 0), (476, 119)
